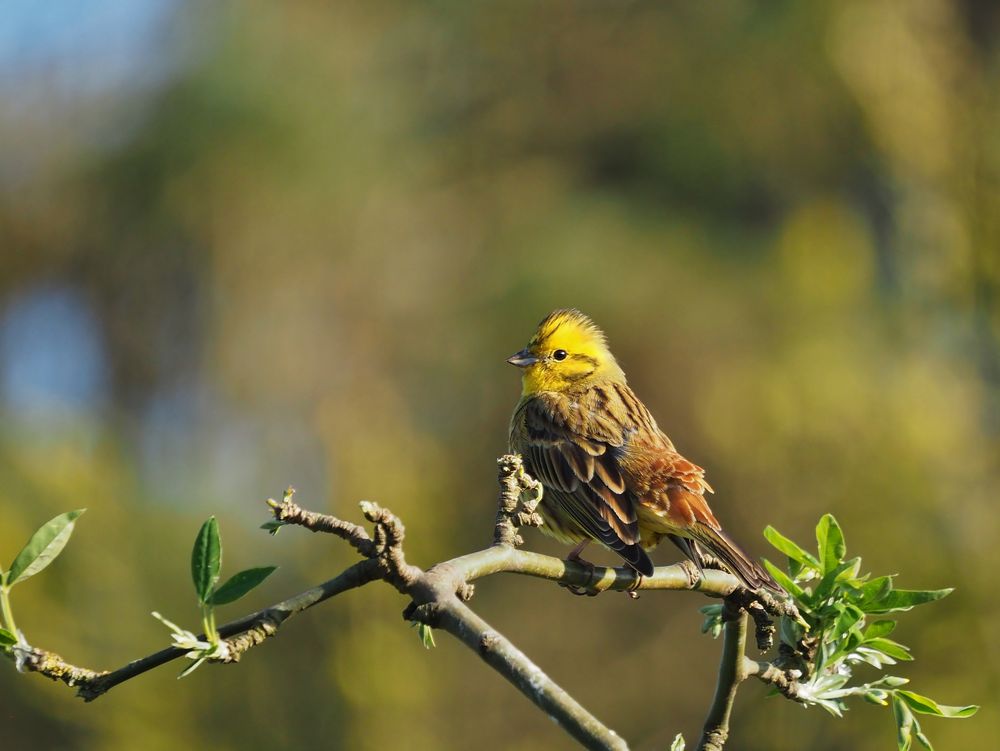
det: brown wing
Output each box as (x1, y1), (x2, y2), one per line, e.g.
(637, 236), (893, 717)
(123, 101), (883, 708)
(514, 392), (654, 576)
(627, 433), (779, 591)
(634, 446), (720, 529)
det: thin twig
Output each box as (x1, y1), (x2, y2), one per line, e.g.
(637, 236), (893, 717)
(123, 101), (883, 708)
(698, 603), (749, 751)
(73, 560), (380, 701)
(15, 647), (108, 689)
(493, 454), (544, 546)
(744, 657), (805, 702)
(267, 491), (375, 558)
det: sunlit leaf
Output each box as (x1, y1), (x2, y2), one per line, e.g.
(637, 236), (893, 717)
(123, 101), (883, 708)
(670, 733), (686, 751)
(865, 588), (953, 614)
(762, 559), (806, 599)
(815, 514), (846, 574)
(875, 676), (910, 688)
(834, 603), (864, 635)
(763, 526), (821, 570)
(6, 509), (86, 586)
(893, 694), (914, 751)
(864, 689), (889, 706)
(855, 575), (894, 611)
(835, 557), (862, 584)
(208, 566), (277, 605)
(864, 620), (897, 640)
(812, 696), (847, 717)
(866, 637), (913, 661)
(417, 622), (436, 649)
(191, 517), (222, 603)
(815, 559), (863, 602)
(851, 645), (894, 668)
(178, 655), (207, 679)
(896, 691), (979, 718)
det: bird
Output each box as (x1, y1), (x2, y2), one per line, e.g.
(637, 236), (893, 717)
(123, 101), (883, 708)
(507, 308), (778, 591)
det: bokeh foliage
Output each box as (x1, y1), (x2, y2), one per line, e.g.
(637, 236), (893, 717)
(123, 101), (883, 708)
(1, 1), (997, 749)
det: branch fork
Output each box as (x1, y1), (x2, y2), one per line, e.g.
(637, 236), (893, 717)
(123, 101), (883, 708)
(11, 454), (802, 750)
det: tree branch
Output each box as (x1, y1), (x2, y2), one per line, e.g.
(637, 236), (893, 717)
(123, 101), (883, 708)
(698, 603), (749, 751)
(7, 454), (800, 751)
(57, 560), (378, 701)
(743, 656), (805, 702)
(416, 595), (627, 751)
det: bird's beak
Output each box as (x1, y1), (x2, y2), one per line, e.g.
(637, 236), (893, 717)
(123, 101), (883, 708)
(506, 348), (538, 367)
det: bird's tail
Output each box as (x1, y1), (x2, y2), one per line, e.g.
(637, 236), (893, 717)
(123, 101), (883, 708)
(673, 524), (780, 592)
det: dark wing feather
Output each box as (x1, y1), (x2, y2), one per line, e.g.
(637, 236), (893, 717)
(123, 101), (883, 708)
(517, 395), (654, 576)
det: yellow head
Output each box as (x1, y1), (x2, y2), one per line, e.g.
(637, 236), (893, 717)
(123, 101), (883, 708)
(507, 309), (626, 395)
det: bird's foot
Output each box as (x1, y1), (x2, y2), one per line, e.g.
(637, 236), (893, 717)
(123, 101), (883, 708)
(560, 550), (599, 596)
(679, 559), (703, 589)
(565, 540), (590, 563)
(562, 585), (599, 597)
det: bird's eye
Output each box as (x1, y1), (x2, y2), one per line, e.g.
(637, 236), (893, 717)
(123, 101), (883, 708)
(553, 349), (568, 361)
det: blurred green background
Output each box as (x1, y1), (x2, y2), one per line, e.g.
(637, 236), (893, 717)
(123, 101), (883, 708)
(1, 1), (997, 749)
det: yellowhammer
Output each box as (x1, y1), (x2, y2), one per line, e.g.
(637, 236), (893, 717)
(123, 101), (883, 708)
(507, 308), (777, 590)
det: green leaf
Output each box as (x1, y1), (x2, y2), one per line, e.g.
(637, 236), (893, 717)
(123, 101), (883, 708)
(863, 689), (889, 706)
(835, 557), (862, 584)
(845, 626), (865, 653)
(815, 514), (846, 574)
(914, 726), (934, 750)
(787, 555), (803, 579)
(0, 627), (16, 646)
(191, 517), (222, 603)
(700, 604), (724, 638)
(208, 566), (277, 605)
(833, 605), (865, 651)
(864, 619), (897, 640)
(260, 520), (285, 535)
(762, 559), (806, 600)
(763, 526), (821, 570)
(896, 691), (979, 718)
(815, 559), (865, 602)
(867, 637), (913, 661)
(417, 622), (436, 649)
(178, 655), (207, 679)
(865, 588), (953, 614)
(779, 615), (804, 651)
(6, 509), (86, 586)
(670, 733), (686, 751)
(893, 694), (914, 751)
(855, 575), (895, 611)
(833, 601), (862, 628)
(875, 676), (910, 688)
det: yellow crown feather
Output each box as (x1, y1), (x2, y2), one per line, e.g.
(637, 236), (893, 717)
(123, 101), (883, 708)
(514, 309), (624, 394)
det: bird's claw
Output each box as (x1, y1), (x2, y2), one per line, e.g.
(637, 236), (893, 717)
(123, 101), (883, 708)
(626, 573), (644, 599)
(560, 583), (600, 597)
